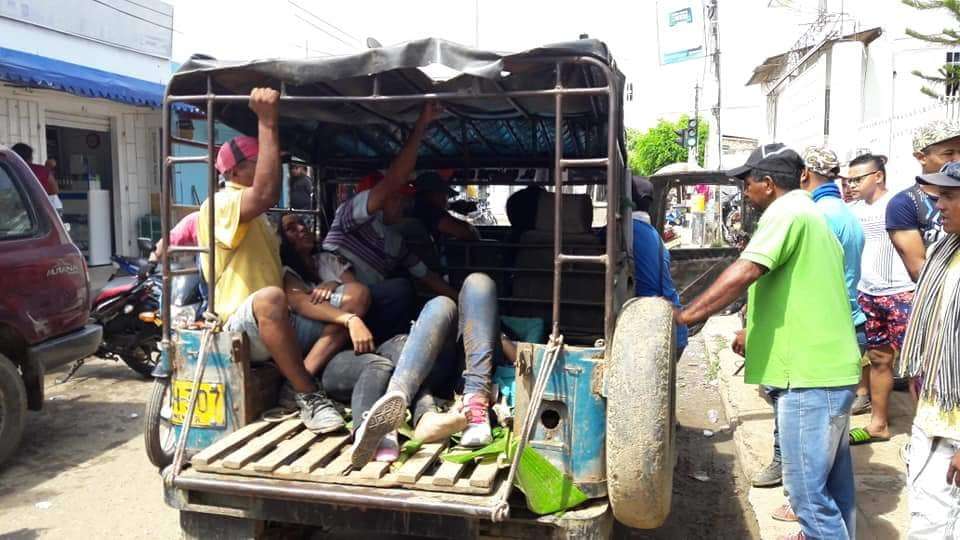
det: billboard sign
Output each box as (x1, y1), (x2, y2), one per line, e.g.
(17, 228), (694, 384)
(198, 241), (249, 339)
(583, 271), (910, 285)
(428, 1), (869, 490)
(657, 0), (706, 65)
(0, 0), (173, 59)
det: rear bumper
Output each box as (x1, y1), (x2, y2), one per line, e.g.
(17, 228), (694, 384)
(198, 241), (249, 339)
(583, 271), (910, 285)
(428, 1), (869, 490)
(163, 468), (612, 536)
(28, 324), (102, 370)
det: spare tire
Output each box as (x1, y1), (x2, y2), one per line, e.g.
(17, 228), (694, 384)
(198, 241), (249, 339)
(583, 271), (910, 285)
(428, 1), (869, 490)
(606, 297), (676, 529)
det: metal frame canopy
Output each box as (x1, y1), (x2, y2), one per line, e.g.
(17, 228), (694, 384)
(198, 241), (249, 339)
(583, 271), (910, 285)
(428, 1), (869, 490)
(160, 36), (628, 350)
(166, 38), (625, 169)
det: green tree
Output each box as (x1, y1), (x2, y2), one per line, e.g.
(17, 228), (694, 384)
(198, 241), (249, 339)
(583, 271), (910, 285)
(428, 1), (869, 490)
(903, 0), (960, 98)
(626, 115), (709, 176)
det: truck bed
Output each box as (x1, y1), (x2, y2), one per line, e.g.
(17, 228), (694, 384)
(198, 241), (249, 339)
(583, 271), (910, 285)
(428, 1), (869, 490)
(187, 418), (503, 496)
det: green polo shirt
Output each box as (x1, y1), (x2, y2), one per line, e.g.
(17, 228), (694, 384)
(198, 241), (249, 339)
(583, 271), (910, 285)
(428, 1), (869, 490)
(740, 189), (861, 389)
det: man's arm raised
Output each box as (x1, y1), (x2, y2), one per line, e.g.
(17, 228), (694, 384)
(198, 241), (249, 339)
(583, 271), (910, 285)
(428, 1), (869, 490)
(367, 102), (442, 214)
(239, 88), (282, 223)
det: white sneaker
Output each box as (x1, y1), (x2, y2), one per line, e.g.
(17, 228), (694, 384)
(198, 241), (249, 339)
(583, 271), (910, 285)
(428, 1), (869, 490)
(460, 393), (493, 447)
(350, 391), (406, 468)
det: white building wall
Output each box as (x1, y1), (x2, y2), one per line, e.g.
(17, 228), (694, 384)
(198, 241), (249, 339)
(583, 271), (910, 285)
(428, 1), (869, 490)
(0, 87), (162, 257)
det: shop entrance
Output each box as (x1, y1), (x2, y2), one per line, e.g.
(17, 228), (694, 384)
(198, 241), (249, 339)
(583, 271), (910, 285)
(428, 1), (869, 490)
(45, 116), (114, 265)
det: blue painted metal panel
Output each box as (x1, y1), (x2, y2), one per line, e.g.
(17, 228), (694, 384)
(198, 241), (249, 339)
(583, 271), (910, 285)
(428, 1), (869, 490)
(529, 344), (607, 496)
(170, 329), (244, 453)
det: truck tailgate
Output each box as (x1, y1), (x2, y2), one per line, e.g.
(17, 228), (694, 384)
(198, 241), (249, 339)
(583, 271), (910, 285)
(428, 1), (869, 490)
(184, 418), (504, 497)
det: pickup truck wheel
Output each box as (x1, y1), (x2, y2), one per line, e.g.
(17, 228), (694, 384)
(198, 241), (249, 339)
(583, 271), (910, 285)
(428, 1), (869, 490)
(0, 353), (27, 466)
(606, 297), (676, 529)
(144, 377), (175, 469)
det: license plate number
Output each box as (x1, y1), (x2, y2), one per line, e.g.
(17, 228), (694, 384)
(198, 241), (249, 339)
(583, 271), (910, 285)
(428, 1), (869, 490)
(170, 380), (226, 428)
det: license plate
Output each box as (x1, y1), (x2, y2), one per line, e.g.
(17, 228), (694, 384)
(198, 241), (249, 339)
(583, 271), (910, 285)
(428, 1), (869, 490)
(170, 380), (226, 428)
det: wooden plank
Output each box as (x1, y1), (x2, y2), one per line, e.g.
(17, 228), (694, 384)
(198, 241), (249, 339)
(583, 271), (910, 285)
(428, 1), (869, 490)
(221, 419), (302, 470)
(352, 460), (391, 480)
(313, 449), (354, 479)
(431, 459), (467, 487)
(287, 434), (349, 475)
(191, 420), (273, 467)
(414, 473), (493, 495)
(468, 460), (500, 489)
(252, 428), (319, 473)
(396, 443), (445, 484)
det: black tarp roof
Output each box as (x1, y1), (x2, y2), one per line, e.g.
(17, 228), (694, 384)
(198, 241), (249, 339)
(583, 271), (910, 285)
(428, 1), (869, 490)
(168, 38), (625, 169)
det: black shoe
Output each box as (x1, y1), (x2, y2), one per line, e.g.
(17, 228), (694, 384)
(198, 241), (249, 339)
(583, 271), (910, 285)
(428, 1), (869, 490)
(752, 460), (783, 488)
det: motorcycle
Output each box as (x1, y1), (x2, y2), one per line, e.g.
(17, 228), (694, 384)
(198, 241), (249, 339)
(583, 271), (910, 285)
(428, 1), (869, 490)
(90, 254), (163, 378)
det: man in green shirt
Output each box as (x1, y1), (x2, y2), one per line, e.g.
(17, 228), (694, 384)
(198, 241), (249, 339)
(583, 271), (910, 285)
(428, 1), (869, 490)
(676, 143), (861, 540)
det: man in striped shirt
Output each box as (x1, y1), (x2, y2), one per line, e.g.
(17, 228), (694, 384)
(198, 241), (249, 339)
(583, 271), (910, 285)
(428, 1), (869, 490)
(322, 102), (457, 300)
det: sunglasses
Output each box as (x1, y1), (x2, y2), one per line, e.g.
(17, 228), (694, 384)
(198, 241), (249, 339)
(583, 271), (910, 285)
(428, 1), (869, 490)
(842, 170), (879, 187)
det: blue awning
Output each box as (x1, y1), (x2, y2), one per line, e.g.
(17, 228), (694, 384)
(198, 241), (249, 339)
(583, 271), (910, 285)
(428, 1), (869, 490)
(0, 46), (165, 108)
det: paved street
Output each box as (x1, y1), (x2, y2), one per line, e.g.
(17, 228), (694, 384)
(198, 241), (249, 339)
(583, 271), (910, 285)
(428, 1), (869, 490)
(0, 330), (759, 539)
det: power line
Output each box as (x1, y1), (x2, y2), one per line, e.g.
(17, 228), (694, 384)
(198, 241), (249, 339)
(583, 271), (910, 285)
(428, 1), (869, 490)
(288, 1), (360, 44)
(89, 0), (177, 32)
(117, 0), (171, 18)
(292, 14), (357, 49)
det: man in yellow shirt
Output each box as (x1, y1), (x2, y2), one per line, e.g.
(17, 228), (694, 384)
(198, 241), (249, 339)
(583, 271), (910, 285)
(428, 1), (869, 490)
(899, 161), (960, 537)
(197, 88), (342, 433)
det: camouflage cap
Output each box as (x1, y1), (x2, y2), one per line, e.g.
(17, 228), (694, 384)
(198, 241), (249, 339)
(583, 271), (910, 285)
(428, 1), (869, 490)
(913, 120), (960, 152)
(802, 145), (840, 176)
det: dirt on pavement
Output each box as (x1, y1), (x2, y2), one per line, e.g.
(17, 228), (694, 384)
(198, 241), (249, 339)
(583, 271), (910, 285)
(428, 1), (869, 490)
(0, 357), (179, 539)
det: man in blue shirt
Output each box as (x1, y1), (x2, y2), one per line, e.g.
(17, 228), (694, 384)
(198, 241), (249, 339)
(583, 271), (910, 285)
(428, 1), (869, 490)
(631, 176), (687, 351)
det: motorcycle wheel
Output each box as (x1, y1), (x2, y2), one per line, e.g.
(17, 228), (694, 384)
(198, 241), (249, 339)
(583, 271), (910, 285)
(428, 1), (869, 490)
(144, 377), (176, 469)
(120, 336), (160, 378)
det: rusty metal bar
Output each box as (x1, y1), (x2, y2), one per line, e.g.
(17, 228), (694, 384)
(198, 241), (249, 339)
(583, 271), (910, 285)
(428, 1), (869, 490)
(170, 135), (208, 149)
(559, 157), (608, 168)
(551, 63), (564, 340)
(167, 155), (209, 164)
(171, 474), (504, 521)
(160, 97), (173, 349)
(167, 245), (208, 254)
(205, 76), (217, 320)
(556, 254), (607, 265)
(166, 86), (609, 104)
(603, 67), (619, 342)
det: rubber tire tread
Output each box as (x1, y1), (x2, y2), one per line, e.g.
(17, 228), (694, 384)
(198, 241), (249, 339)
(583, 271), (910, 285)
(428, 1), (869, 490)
(606, 296), (676, 529)
(0, 354), (27, 467)
(144, 377), (174, 469)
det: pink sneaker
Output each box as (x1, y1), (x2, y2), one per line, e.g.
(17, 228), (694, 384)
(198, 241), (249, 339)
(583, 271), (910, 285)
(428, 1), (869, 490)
(460, 393), (492, 447)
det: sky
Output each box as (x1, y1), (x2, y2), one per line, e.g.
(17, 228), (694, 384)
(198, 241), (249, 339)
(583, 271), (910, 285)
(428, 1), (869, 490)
(167, 0), (808, 136)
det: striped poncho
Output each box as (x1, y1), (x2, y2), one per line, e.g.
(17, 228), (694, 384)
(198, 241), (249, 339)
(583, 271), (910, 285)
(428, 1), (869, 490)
(899, 234), (960, 410)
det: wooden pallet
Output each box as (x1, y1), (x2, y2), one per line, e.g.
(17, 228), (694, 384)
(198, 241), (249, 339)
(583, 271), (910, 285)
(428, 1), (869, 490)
(190, 420), (502, 495)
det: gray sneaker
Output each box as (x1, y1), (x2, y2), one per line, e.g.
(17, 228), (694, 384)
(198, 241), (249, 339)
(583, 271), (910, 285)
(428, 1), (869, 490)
(752, 460), (783, 488)
(350, 391), (407, 469)
(295, 389), (346, 434)
(851, 394), (872, 415)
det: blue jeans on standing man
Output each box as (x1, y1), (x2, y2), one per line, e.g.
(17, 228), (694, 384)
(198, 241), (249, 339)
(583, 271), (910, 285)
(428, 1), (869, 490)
(778, 385), (857, 539)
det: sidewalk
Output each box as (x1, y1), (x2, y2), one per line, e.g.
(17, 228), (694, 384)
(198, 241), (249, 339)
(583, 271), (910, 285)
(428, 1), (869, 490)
(702, 315), (913, 539)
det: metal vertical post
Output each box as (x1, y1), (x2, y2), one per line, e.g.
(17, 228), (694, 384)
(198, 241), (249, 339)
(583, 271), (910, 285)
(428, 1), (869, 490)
(551, 63), (564, 340)
(604, 83), (619, 341)
(160, 98), (172, 348)
(689, 83), (700, 165)
(205, 76), (217, 320)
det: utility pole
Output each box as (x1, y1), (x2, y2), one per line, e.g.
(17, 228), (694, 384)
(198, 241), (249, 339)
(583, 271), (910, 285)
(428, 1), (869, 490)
(708, 0), (722, 168)
(689, 83), (700, 165)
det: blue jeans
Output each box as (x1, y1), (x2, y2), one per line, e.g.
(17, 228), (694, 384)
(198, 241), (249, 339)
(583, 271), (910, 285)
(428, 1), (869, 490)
(386, 273), (497, 408)
(778, 385), (857, 539)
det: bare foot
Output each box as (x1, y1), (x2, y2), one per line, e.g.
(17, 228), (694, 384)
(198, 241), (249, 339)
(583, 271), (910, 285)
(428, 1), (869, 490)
(414, 411), (468, 443)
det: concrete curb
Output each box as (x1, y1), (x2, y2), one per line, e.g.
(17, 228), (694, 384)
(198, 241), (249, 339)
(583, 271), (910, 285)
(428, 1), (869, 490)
(702, 315), (911, 540)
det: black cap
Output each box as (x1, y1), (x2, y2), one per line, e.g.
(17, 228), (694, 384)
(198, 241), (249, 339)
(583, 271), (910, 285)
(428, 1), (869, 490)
(726, 143), (804, 180)
(917, 160), (960, 188)
(631, 175), (653, 203)
(415, 172), (457, 197)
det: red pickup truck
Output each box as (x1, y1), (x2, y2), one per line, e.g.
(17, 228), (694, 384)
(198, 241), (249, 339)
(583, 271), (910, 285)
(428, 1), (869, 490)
(0, 145), (102, 465)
